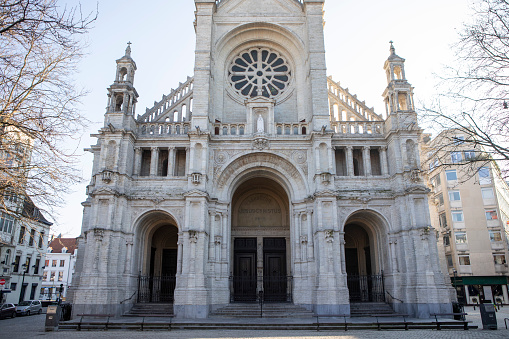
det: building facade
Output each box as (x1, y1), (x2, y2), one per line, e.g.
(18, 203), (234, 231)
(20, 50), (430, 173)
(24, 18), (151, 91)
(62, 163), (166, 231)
(426, 130), (509, 305)
(1, 199), (51, 304)
(41, 238), (78, 301)
(70, 0), (453, 319)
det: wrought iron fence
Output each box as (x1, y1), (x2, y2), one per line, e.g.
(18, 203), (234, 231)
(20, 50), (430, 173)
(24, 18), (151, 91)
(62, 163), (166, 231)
(229, 276), (293, 303)
(137, 275), (176, 303)
(347, 274), (385, 302)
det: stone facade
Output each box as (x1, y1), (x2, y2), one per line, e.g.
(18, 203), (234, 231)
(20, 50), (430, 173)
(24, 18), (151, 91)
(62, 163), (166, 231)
(70, 0), (453, 319)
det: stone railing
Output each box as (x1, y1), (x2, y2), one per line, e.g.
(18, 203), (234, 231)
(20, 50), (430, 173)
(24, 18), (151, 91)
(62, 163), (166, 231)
(138, 77), (194, 123)
(138, 122), (191, 136)
(276, 123), (308, 135)
(213, 124), (247, 136)
(331, 121), (383, 136)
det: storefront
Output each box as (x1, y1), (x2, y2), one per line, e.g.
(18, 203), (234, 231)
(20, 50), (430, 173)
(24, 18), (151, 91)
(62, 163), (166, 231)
(451, 276), (509, 305)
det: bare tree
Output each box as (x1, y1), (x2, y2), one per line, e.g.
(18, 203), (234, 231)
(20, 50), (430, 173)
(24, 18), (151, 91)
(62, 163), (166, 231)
(421, 0), (509, 178)
(0, 0), (96, 223)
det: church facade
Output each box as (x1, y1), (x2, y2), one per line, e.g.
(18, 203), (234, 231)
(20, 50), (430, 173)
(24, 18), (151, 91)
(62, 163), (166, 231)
(70, 0), (454, 319)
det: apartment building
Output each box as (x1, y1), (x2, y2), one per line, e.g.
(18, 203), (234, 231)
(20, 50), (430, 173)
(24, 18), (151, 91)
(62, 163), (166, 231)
(425, 130), (509, 305)
(41, 238), (77, 301)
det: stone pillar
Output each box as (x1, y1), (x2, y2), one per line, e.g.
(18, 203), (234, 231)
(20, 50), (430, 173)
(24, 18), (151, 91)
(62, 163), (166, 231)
(150, 147), (159, 177)
(314, 146), (320, 173)
(345, 146), (354, 176)
(185, 147), (190, 176)
(167, 147), (175, 177)
(338, 232), (346, 274)
(133, 147), (141, 176)
(327, 145), (334, 173)
(380, 146), (389, 176)
(363, 146), (371, 176)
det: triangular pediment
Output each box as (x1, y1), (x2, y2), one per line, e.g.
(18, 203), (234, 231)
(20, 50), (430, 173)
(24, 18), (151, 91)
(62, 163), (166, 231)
(217, 0), (303, 16)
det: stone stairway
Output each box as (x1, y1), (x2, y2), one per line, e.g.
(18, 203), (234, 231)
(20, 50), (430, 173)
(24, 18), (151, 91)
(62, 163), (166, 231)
(210, 303), (315, 318)
(350, 302), (396, 317)
(124, 303), (174, 317)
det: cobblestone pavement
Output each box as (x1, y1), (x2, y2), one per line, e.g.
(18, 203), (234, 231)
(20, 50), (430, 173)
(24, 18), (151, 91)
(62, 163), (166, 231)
(0, 306), (508, 339)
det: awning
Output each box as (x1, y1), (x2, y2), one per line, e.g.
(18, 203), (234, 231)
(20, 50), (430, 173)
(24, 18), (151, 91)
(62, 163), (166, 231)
(451, 276), (509, 285)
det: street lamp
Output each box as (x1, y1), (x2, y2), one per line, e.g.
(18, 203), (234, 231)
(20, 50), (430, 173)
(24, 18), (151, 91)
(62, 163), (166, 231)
(18, 263), (29, 303)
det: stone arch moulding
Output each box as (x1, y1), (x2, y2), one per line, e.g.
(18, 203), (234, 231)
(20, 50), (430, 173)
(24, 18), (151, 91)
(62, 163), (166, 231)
(131, 209), (181, 276)
(214, 152), (309, 202)
(341, 208), (392, 234)
(341, 208), (392, 273)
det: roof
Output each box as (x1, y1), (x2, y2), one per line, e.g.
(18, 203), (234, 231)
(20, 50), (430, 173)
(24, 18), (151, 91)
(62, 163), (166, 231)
(21, 197), (52, 226)
(48, 238), (78, 254)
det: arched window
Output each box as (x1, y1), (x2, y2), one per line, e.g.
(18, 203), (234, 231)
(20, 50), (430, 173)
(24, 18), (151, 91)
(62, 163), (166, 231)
(215, 127), (220, 135)
(239, 126), (245, 135)
(181, 104), (187, 121)
(301, 126), (307, 135)
(231, 126), (237, 135)
(333, 104), (339, 121)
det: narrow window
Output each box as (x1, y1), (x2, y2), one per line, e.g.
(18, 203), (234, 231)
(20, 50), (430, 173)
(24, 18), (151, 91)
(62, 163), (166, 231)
(29, 229), (35, 246)
(174, 149), (187, 177)
(455, 232), (467, 244)
(18, 226), (26, 244)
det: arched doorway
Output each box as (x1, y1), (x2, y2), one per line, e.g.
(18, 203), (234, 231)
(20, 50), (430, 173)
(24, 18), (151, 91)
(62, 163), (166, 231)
(230, 177), (291, 302)
(344, 212), (387, 303)
(136, 212), (179, 303)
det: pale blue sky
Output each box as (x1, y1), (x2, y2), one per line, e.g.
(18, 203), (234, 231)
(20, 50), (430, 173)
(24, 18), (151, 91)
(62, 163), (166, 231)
(53, 0), (472, 236)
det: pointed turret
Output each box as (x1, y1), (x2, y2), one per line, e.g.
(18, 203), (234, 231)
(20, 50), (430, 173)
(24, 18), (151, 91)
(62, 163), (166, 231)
(106, 42), (139, 115)
(382, 42), (415, 116)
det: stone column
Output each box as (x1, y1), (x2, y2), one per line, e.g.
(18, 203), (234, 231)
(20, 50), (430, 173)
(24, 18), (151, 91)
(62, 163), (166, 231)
(315, 146), (320, 173)
(167, 147), (175, 177)
(150, 147), (159, 177)
(380, 146), (389, 176)
(327, 145), (334, 173)
(363, 146), (371, 176)
(133, 147), (141, 176)
(185, 147), (190, 177)
(338, 232), (346, 274)
(345, 146), (354, 176)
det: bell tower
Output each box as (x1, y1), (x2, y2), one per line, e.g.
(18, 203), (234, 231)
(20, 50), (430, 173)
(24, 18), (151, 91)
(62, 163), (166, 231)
(106, 43), (139, 118)
(382, 42), (415, 116)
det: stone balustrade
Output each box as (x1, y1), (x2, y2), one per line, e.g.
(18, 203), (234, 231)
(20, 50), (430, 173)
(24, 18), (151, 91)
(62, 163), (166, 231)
(331, 121), (383, 136)
(139, 122), (191, 136)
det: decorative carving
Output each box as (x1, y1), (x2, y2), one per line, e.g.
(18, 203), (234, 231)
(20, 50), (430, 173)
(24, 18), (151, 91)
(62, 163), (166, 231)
(325, 229), (334, 242)
(214, 151), (228, 165)
(101, 170), (113, 183)
(214, 235), (222, 246)
(292, 150), (307, 164)
(189, 230), (198, 243)
(300, 235), (308, 244)
(252, 136), (269, 150)
(191, 173), (202, 185)
(320, 172), (331, 185)
(410, 168), (422, 182)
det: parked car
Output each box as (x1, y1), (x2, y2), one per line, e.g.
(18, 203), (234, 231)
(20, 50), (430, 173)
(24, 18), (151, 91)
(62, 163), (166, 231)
(0, 303), (16, 319)
(15, 300), (42, 316)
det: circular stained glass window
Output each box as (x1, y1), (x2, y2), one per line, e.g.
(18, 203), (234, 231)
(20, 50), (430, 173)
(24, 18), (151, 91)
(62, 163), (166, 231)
(228, 48), (292, 99)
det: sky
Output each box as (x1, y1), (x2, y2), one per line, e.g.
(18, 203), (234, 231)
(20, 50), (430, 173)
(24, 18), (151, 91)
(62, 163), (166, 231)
(52, 0), (474, 237)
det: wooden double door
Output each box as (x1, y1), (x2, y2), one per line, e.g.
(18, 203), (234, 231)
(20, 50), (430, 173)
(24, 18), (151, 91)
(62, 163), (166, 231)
(233, 238), (288, 302)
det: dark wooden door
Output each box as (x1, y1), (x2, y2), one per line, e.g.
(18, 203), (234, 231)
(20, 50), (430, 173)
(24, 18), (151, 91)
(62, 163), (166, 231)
(233, 238), (257, 302)
(263, 238), (287, 302)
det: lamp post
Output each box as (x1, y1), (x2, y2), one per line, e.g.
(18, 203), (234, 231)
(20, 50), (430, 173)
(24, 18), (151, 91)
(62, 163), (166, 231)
(18, 263), (28, 303)
(452, 268), (458, 299)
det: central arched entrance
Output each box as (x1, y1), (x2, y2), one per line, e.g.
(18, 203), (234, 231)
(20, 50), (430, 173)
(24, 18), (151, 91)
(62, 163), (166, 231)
(230, 177), (291, 302)
(136, 212), (179, 303)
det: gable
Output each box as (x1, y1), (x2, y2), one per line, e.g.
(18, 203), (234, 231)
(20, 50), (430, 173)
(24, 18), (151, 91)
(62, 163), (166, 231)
(217, 0), (303, 16)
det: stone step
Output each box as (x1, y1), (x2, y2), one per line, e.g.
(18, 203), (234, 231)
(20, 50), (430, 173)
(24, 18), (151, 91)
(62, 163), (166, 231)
(349, 302), (396, 317)
(125, 303), (175, 317)
(210, 303), (314, 318)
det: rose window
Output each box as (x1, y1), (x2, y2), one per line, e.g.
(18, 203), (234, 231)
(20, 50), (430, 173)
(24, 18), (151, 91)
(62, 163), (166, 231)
(228, 48), (291, 99)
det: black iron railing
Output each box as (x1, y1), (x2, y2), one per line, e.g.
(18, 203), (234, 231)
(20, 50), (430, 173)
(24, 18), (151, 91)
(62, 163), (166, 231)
(137, 275), (176, 303)
(229, 276), (293, 303)
(347, 274), (385, 302)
